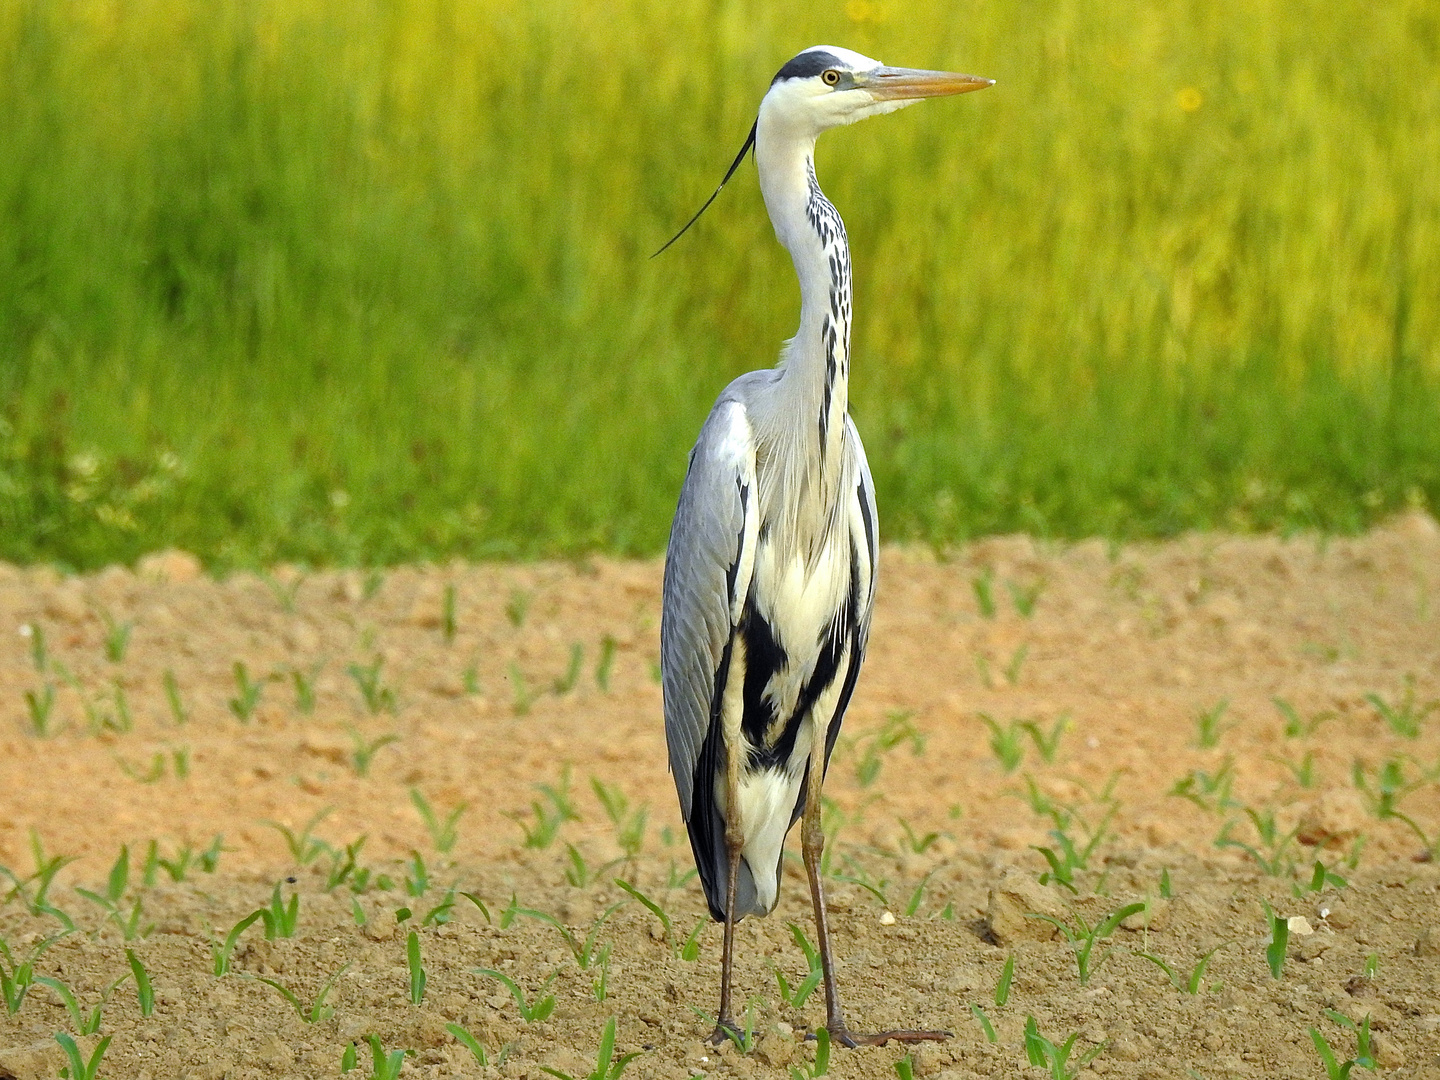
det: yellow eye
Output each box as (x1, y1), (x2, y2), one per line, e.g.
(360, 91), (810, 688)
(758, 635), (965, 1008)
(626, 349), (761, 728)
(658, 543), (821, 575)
(822, 69), (841, 86)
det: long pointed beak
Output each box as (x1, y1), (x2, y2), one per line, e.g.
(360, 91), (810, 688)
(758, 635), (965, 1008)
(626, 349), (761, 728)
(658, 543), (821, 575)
(861, 66), (994, 101)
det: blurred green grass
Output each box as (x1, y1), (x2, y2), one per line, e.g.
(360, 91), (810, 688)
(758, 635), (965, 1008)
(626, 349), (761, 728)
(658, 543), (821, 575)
(1, 0), (1436, 570)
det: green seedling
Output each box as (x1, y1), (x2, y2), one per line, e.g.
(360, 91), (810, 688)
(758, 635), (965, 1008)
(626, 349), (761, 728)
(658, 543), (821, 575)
(896, 819), (941, 855)
(1003, 643), (1029, 685)
(1352, 757), (1437, 857)
(695, 997), (760, 1054)
(290, 663), (321, 715)
(1310, 1011), (1375, 1077)
(1032, 803), (1118, 893)
(75, 845), (153, 939)
(1, 931), (67, 1014)
(904, 871), (935, 916)
(1194, 699), (1232, 748)
(512, 899), (625, 970)
(1023, 1016), (1106, 1080)
(341, 1041), (357, 1072)
(1262, 902), (1288, 979)
(613, 878), (678, 953)
(554, 643), (583, 693)
(346, 725), (399, 777)
(1, 834), (77, 926)
(198, 834), (226, 873)
(365, 1034), (408, 1080)
(595, 634), (618, 691)
(590, 942), (613, 1002)
(22, 622), (46, 671)
(774, 923), (823, 1009)
(410, 787), (466, 854)
(680, 919), (704, 961)
(473, 967), (557, 1023)
(125, 949), (153, 1017)
(361, 568), (386, 601)
(162, 669), (188, 724)
(407, 930), (427, 1004)
(505, 589), (531, 627)
(323, 836), (370, 892)
(263, 807), (334, 865)
(462, 661), (482, 695)
(446, 1022), (501, 1067)
(259, 882), (300, 939)
(1168, 756), (1237, 813)
(540, 1016), (642, 1080)
(852, 710), (924, 787)
(509, 664), (539, 715)
(972, 566), (997, 618)
(1363, 953), (1379, 978)
(1137, 942), (1229, 994)
(1020, 715), (1069, 763)
(969, 1004), (998, 1042)
(789, 1025), (829, 1080)
(1298, 859), (1348, 895)
(55, 1032), (112, 1080)
(1027, 902), (1146, 985)
(252, 963), (348, 1023)
(228, 662), (263, 720)
(1273, 697), (1333, 738)
(212, 910), (264, 975)
(592, 778), (647, 858)
(1270, 750), (1316, 788)
(441, 583), (458, 642)
(36, 972), (131, 1034)
(1160, 868), (1173, 898)
(347, 656), (396, 714)
(981, 715), (1025, 773)
(262, 571), (305, 613)
(1366, 675), (1436, 739)
(403, 850), (430, 897)
(995, 954), (1014, 1006)
(1215, 807), (1300, 877)
(24, 684), (56, 736)
(564, 844), (620, 888)
(508, 768), (580, 848)
(894, 1053), (915, 1080)
(99, 609), (133, 662)
(1007, 577), (1045, 617)
(116, 746), (190, 784)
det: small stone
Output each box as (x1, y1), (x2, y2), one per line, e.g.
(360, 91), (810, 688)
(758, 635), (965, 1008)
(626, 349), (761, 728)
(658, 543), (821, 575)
(1371, 1033), (1406, 1069)
(754, 1033), (796, 1068)
(879, 910), (896, 926)
(1296, 933), (1335, 961)
(1416, 927), (1440, 957)
(257, 1036), (294, 1067)
(985, 867), (1069, 945)
(1287, 916), (1314, 936)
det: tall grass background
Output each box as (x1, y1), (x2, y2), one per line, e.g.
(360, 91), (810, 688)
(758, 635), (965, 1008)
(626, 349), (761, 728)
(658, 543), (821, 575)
(1, 0), (1436, 570)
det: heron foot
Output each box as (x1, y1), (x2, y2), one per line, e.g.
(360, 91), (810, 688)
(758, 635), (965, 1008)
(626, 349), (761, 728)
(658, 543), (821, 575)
(707, 1019), (745, 1048)
(818, 1025), (952, 1049)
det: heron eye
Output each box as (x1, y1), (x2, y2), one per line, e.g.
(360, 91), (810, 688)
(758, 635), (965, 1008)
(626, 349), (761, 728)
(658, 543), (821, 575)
(822, 69), (841, 86)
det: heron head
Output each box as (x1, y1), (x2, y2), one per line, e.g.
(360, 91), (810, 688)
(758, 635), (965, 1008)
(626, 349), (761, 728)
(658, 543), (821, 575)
(762, 46), (993, 137)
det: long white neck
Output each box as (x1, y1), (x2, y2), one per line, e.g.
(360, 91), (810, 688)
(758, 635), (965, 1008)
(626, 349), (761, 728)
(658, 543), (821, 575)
(754, 106), (852, 472)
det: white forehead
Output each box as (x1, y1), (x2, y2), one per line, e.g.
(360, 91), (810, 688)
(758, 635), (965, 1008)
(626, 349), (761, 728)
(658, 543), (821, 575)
(797, 45), (881, 71)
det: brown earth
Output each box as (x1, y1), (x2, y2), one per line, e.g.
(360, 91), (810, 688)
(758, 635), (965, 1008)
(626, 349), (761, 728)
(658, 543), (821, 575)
(2, 517), (1440, 1079)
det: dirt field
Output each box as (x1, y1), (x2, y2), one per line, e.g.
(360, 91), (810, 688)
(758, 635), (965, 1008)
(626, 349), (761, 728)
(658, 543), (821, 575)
(2, 517), (1440, 1079)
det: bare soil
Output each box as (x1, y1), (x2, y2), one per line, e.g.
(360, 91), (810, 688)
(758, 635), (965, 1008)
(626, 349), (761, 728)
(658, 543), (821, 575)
(2, 517), (1440, 1079)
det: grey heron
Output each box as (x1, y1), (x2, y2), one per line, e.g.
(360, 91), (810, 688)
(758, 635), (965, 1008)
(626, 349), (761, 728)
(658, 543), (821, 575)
(659, 46), (992, 1047)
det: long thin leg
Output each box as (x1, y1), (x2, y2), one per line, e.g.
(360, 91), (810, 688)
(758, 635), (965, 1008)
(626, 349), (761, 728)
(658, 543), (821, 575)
(709, 740), (747, 1046)
(801, 745), (951, 1048)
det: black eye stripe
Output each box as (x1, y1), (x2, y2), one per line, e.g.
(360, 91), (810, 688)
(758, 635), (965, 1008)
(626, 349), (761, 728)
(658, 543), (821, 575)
(771, 50), (844, 84)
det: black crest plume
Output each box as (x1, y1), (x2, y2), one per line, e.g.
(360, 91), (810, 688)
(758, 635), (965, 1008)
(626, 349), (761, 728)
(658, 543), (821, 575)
(651, 119), (758, 257)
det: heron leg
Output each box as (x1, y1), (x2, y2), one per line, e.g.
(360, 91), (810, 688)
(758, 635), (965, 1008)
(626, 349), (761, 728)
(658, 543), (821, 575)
(801, 746), (951, 1049)
(709, 748), (747, 1047)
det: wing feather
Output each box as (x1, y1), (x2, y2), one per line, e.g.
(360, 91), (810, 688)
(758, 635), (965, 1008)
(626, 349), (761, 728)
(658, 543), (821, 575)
(661, 398), (759, 821)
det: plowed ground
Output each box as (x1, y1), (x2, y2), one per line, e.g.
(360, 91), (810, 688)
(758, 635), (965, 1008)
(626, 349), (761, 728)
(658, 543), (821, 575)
(3, 517), (1440, 1079)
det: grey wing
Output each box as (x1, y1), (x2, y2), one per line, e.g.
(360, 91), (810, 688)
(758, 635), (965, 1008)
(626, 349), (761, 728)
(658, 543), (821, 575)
(845, 413), (879, 655)
(661, 398), (759, 821)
